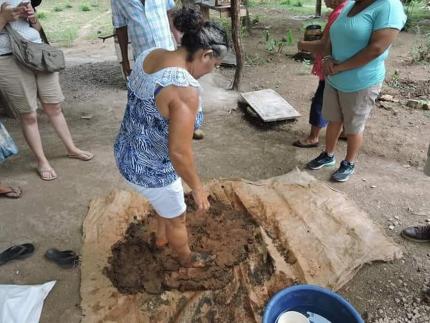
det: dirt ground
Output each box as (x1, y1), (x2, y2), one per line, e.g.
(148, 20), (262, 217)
(105, 199), (262, 295)
(1, 9), (430, 323)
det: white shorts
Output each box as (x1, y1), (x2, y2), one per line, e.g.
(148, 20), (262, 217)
(127, 178), (187, 219)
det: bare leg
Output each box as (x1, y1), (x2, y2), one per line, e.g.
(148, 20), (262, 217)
(165, 214), (192, 260)
(42, 103), (91, 158)
(345, 133), (363, 162)
(307, 126), (322, 143)
(325, 121), (344, 155)
(156, 216), (168, 247)
(165, 214), (214, 268)
(20, 112), (56, 179)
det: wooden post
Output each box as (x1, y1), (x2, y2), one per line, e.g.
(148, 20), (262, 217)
(315, 0), (322, 17)
(231, 0), (243, 91)
(425, 144), (430, 176)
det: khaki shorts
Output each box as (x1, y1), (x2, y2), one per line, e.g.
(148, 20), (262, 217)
(322, 83), (381, 135)
(0, 54), (64, 114)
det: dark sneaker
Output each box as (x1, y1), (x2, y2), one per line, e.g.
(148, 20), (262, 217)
(307, 152), (336, 170)
(401, 225), (430, 243)
(331, 160), (355, 182)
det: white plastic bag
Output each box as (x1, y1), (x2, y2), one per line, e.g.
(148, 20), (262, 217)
(0, 281), (56, 323)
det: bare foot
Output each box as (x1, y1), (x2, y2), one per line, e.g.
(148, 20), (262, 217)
(67, 148), (94, 161)
(37, 162), (57, 181)
(179, 252), (216, 268)
(293, 137), (319, 148)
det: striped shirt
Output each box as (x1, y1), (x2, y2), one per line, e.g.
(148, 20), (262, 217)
(114, 48), (204, 188)
(111, 0), (175, 58)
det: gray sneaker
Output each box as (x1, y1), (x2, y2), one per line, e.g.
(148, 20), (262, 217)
(331, 160), (355, 182)
(307, 152), (336, 170)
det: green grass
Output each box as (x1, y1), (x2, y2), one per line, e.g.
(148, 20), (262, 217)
(36, 11), (48, 20)
(35, 0), (112, 47)
(248, 0), (326, 15)
(79, 4), (91, 12)
(404, 0), (430, 32)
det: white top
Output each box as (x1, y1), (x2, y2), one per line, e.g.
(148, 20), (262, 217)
(0, 0), (42, 55)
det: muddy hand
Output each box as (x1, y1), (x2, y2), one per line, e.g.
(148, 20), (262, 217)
(192, 187), (210, 215)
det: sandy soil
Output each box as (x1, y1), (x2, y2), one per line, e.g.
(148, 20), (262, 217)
(1, 9), (430, 322)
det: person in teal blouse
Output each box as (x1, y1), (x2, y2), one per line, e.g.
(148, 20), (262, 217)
(306, 0), (406, 182)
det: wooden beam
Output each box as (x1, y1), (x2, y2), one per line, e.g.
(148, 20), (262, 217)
(231, 0), (243, 90)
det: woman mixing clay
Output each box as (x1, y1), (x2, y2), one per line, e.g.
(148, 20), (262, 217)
(114, 8), (228, 267)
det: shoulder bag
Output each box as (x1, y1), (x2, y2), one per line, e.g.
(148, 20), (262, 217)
(5, 24), (65, 73)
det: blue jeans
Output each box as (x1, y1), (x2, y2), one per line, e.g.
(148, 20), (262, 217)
(309, 80), (328, 128)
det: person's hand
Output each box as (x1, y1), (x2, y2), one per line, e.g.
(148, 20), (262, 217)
(322, 56), (336, 76)
(297, 40), (304, 52)
(192, 186), (210, 215)
(0, 3), (24, 23)
(23, 3), (37, 25)
(331, 63), (344, 75)
(121, 60), (131, 77)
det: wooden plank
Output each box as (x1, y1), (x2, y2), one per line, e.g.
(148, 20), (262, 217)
(241, 89), (301, 122)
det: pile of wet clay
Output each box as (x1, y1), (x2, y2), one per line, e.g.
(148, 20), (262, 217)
(104, 199), (264, 295)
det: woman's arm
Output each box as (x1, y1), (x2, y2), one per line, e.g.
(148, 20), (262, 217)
(166, 87), (209, 214)
(322, 34), (336, 75)
(298, 30), (329, 55)
(333, 28), (400, 74)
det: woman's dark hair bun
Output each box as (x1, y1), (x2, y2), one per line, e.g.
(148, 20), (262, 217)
(173, 7), (204, 33)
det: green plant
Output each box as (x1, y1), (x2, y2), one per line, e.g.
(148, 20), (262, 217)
(36, 11), (47, 19)
(389, 70), (401, 88)
(55, 26), (79, 47)
(264, 30), (294, 54)
(53, 6), (63, 12)
(411, 32), (430, 63)
(281, 0), (291, 5)
(65, 3), (73, 8)
(298, 59), (312, 75)
(294, 1), (303, 7)
(80, 4), (91, 12)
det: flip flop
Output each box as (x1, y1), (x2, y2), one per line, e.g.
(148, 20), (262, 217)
(45, 248), (80, 269)
(37, 167), (57, 181)
(0, 243), (35, 266)
(0, 186), (22, 199)
(67, 151), (94, 161)
(293, 140), (319, 148)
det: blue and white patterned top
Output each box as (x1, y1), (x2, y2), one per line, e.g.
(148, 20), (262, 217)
(114, 48), (204, 188)
(111, 0), (175, 58)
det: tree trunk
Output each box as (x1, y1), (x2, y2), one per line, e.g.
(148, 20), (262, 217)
(315, 0), (322, 17)
(231, 0), (243, 91)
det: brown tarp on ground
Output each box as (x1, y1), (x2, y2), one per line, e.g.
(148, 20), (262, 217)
(80, 169), (402, 323)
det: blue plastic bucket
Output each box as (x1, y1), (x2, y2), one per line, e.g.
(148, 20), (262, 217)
(263, 285), (364, 323)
